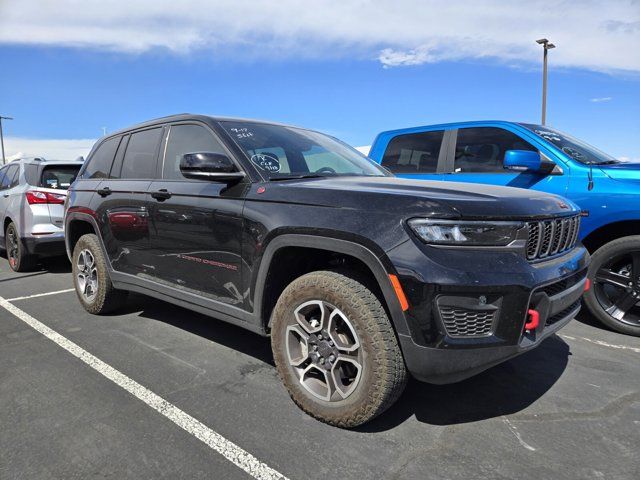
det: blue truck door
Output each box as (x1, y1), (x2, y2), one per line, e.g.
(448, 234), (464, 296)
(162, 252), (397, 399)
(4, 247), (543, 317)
(378, 129), (450, 181)
(443, 126), (569, 196)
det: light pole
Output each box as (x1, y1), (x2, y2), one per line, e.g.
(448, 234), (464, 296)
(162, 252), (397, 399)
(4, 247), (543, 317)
(0, 115), (13, 165)
(536, 38), (555, 125)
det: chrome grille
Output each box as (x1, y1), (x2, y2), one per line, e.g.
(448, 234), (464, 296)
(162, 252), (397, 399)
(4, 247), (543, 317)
(526, 215), (580, 261)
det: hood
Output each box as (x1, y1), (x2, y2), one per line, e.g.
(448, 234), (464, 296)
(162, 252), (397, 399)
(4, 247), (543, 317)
(599, 162), (640, 182)
(266, 176), (578, 220)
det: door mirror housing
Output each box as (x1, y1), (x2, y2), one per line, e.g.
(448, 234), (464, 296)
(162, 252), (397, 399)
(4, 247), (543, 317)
(179, 152), (245, 182)
(504, 150), (543, 172)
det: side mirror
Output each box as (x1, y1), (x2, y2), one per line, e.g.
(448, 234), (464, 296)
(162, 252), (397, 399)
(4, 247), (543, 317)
(179, 152), (245, 182)
(504, 150), (543, 172)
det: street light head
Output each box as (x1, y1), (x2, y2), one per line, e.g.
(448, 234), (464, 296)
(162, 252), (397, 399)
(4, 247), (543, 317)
(547, 43), (556, 49)
(536, 38), (548, 44)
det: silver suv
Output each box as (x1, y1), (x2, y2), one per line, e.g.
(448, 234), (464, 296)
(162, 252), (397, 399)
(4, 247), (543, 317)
(1, 158), (83, 271)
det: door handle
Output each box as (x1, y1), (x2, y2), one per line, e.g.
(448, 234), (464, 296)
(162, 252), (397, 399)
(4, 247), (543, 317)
(97, 187), (112, 197)
(151, 189), (172, 201)
(2, 194), (8, 198)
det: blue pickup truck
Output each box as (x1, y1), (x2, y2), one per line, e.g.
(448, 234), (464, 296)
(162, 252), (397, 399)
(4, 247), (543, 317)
(369, 121), (640, 336)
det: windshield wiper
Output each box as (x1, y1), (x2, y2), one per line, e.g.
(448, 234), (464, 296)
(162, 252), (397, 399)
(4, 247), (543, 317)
(269, 174), (328, 181)
(586, 160), (620, 165)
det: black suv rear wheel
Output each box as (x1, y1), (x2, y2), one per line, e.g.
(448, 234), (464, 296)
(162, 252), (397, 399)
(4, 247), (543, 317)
(584, 236), (640, 337)
(271, 270), (407, 427)
(72, 234), (127, 314)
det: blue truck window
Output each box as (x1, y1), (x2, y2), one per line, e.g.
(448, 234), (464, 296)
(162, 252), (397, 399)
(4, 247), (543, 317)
(455, 127), (537, 173)
(381, 130), (444, 173)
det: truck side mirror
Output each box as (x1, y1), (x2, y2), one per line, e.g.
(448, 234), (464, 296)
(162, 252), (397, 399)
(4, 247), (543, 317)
(504, 150), (543, 172)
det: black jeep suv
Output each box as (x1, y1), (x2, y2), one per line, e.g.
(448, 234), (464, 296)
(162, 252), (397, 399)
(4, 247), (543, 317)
(65, 114), (589, 427)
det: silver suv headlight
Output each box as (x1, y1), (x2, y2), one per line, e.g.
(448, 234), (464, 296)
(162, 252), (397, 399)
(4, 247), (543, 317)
(407, 218), (524, 246)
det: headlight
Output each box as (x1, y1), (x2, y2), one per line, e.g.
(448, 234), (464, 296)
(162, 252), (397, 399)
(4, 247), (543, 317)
(407, 218), (523, 246)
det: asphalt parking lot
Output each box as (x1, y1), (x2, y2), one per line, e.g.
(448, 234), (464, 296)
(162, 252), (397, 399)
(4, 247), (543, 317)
(1, 256), (638, 480)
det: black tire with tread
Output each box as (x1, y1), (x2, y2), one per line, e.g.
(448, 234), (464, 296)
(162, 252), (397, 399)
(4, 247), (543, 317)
(271, 270), (407, 428)
(72, 233), (127, 314)
(584, 236), (640, 337)
(5, 222), (36, 272)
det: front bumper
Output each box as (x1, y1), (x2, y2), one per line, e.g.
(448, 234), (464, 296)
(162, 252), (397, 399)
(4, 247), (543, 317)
(386, 240), (589, 384)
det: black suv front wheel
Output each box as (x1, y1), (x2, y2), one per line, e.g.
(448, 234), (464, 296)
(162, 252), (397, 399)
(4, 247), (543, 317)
(271, 271), (407, 427)
(584, 236), (640, 337)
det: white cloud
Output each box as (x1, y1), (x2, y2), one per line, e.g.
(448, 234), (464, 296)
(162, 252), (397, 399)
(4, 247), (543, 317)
(355, 145), (371, 155)
(590, 97), (613, 102)
(0, 1), (638, 73)
(3, 137), (95, 161)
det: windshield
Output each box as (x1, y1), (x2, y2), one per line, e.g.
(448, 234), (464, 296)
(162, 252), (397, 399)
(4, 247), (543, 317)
(519, 123), (620, 165)
(219, 121), (388, 179)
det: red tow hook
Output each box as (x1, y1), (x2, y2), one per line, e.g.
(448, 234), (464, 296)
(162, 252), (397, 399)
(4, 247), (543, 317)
(584, 278), (591, 292)
(525, 309), (540, 331)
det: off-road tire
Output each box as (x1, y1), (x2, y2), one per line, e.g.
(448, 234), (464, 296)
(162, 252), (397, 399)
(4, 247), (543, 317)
(72, 233), (127, 314)
(584, 236), (640, 336)
(271, 270), (407, 428)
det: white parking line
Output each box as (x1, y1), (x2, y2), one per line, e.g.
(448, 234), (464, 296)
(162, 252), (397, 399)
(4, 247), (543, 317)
(7, 288), (76, 302)
(560, 334), (640, 354)
(0, 295), (288, 480)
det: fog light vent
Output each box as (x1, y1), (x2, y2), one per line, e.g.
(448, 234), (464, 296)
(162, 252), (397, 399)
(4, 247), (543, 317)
(439, 306), (496, 337)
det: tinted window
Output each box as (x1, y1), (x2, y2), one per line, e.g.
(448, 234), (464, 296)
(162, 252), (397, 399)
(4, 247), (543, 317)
(381, 131), (444, 173)
(0, 166), (9, 190)
(0, 165), (19, 189)
(40, 165), (81, 190)
(163, 124), (227, 180)
(454, 127), (537, 173)
(219, 121), (386, 179)
(84, 137), (119, 179)
(120, 128), (162, 179)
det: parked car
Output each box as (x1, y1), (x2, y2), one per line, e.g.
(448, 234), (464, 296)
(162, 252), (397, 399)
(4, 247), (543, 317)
(369, 121), (640, 337)
(64, 114), (588, 427)
(0, 158), (83, 271)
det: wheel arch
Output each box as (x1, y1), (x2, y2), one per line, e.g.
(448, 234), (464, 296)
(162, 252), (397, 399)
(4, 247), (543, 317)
(65, 212), (100, 261)
(582, 220), (640, 253)
(253, 234), (410, 337)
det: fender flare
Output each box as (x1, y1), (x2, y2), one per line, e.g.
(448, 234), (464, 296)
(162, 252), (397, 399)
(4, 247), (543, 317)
(252, 234), (410, 336)
(64, 210), (103, 261)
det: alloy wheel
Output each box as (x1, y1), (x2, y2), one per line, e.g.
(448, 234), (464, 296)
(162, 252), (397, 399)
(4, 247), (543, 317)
(6, 227), (19, 269)
(594, 251), (640, 326)
(77, 249), (99, 302)
(285, 300), (363, 402)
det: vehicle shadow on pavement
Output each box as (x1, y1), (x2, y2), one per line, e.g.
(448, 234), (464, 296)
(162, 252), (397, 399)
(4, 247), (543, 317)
(360, 335), (571, 432)
(115, 294), (275, 366)
(0, 252), (71, 275)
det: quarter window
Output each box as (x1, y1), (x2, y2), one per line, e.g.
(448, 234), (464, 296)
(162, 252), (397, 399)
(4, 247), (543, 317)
(84, 137), (120, 179)
(381, 130), (445, 174)
(163, 124), (228, 180)
(121, 128), (163, 179)
(454, 127), (537, 173)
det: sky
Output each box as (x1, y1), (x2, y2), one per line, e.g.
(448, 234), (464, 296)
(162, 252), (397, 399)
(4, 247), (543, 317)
(0, 0), (639, 160)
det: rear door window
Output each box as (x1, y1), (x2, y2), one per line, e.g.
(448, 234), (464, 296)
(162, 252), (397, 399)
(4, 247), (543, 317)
(381, 130), (445, 173)
(84, 137), (120, 179)
(120, 128), (163, 179)
(39, 165), (81, 190)
(454, 127), (538, 173)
